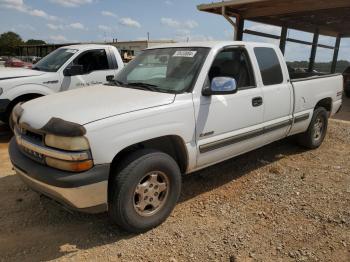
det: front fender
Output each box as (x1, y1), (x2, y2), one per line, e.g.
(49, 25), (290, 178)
(4, 84), (55, 101)
(84, 95), (197, 169)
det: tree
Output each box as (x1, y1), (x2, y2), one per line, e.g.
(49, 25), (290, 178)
(26, 39), (46, 45)
(0, 31), (23, 56)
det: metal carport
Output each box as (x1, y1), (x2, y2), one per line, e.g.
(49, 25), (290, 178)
(197, 0), (350, 73)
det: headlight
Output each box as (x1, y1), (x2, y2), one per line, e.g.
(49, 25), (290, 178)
(44, 134), (93, 172)
(45, 135), (90, 151)
(0, 88), (3, 96)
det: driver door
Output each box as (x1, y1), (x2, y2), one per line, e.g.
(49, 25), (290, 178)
(61, 49), (116, 91)
(195, 48), (264, 167)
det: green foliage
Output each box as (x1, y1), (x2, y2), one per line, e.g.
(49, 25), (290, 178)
(288, 60), (350, 73)
(335, 60), (350, 73)
(0, 31), (23, 56)
(26, 39), (46, 45)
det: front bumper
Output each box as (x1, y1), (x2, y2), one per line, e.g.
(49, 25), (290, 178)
(9, 138), (109, 213)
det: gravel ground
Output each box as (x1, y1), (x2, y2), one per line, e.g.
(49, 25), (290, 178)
(0, 116), (349, 261)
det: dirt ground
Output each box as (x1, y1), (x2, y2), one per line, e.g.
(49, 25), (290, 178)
(0, 99), (349, 262)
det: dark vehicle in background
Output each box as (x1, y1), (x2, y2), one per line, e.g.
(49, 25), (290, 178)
(5, 58), (32, 69)
(343, 67), (350, 97)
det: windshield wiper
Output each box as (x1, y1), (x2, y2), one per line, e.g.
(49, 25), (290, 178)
(32, 66), (41, 71)
(126, 82), (159, 91)
(109, 81), (173, 93)
(105, 79), (126, 87)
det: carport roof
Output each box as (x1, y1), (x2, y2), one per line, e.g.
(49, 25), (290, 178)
(197, 0), (350, 37)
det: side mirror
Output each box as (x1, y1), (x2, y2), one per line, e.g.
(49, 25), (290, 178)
(63, 64), (84, 77)
(202, 77), (238, 96)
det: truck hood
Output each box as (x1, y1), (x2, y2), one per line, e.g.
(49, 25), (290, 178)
(20, 85), (176, 128)
(0, 68), (50, 91)
(0, 68), (45, 80)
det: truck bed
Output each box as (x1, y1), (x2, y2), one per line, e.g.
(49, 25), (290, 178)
(292, 73), (343, 115)
(288, 73), (343, 135)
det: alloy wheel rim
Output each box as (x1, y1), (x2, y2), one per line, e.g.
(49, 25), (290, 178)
(313, 116), (324, 142)
(133, 171), (169, 217)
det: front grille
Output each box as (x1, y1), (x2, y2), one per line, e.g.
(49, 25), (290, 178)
(19, 127), (44, 144)
(24, 129), (43, 143)
(16, 126), (46, 165)
(21, 146), (46, 164)
(15, 125), (90, 166)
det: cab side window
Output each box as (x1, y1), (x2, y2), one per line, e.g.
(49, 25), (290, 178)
(208, 49), (255, 89)
(74, 49), (109, 74)
(254, 47), (283, 85)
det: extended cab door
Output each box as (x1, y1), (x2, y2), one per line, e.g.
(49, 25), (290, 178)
(195, 47), (264, 167)
(60, 48), (118, 91)
(253, 47), (293, 142)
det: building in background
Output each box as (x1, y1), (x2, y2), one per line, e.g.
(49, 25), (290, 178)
(18, 40), (176, 63)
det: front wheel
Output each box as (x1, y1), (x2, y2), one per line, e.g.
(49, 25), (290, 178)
(345, 89), (350, 98)
(6, 101), (26, 130)
(108, 149), (181, 233)
(296, 107), (328, 149)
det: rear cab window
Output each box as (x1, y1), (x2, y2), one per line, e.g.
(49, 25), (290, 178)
(254, 47), (284, 86)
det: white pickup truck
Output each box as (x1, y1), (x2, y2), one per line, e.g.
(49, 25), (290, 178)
(9, 41), (343, 233)
(0, 44), (124, 124)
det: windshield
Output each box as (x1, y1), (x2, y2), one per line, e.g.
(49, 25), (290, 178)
(33, 48), (77, 72)
(111, 47), (210, 93)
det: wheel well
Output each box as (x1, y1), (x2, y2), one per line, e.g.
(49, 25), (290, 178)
(7, 93), (42, 112)
(3, 93), (42, 123)
(110, 135), (188, 175)
(315, 97), (332, 112)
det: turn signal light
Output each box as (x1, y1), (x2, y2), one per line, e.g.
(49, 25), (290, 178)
(46, 157), (93, 172)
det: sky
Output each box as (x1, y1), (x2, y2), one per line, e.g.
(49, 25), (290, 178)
(0, 0), (349, 62)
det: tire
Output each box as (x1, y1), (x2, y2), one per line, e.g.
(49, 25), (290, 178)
(297, 107), (328, 149)
(108, 149), (182, 233)
(5, 96), (40, 128)
(6, 102), (21, 132)
(345, 89), (350, 98)
(5, 101), (23, 129)
(4, 106), (12, 126)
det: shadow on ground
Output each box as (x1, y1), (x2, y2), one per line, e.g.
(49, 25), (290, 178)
(0, 122), (11, 142)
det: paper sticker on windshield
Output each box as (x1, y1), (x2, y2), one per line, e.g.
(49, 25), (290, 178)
(66, 49), (78, 53)
(173, 51), (197, 58)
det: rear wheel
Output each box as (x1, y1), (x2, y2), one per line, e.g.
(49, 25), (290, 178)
(297, 107), (328, 149)
(108, 149), (181, 233)
(345, 89), (350, 98)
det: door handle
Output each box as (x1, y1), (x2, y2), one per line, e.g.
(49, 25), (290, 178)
(252, 97), (263, 107)
(106, 75), (114, 81)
